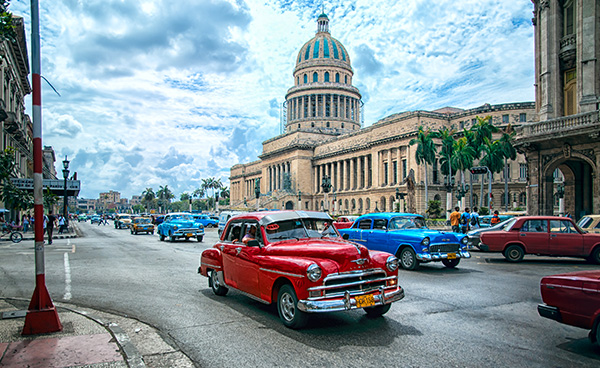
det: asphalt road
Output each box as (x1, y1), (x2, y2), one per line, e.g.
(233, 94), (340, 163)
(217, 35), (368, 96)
(1, 221), (599, 367)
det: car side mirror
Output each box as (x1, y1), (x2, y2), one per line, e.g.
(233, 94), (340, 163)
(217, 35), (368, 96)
(342, 234), (349, 240)
(247, 239), (261, 248)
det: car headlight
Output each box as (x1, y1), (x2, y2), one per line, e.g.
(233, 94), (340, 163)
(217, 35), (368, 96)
(306, 264), (322, 282)
(461, 236), (468, 245)
(173, 225), (178, 230)
(421, 237), (430, 246)
(199, 224), (204, 229)
(386, 256), (399, 272)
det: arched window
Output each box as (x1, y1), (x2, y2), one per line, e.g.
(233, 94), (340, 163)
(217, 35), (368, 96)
(519, 192), (527, 206)
(351, 199), (356, 210)
(358, 198), (363, 211)
(341, 123), (344, 129)
(344, 75), (348, 84)
(472, 194), (478, 207)
(326, 122), (330, 128)
(366, 198), (371, 210)
(335, 73), (340, 83)
(296, 77), (299, 85)
(324, 72), (329, 82)
(345, 199), (349, 210)
(304, 74), (307, 83)
(311, 122), (315, 128)
(313, 72), (318, 82)
(297, 124), (300, 129)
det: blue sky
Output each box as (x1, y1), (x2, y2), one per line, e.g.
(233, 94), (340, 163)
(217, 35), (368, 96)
(10, 0), (535, 200)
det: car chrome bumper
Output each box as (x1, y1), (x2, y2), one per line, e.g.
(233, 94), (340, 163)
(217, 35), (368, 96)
(416, 250), (471, 262)
(297, 287), (404, 313)
(173, 229), (204, 237)
(538, 304), (562, 322)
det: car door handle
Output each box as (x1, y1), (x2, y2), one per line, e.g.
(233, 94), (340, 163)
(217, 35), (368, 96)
(236, 247), (242, 255)
(550, 234), (557, 238)
(520, 233), (526, 236)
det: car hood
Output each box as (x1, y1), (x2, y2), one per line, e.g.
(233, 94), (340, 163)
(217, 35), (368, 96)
(542, 270), (600, 282)
(390, 229), (459, 242)
(165, 220), (197, 227)
(265, 238), (377, 269)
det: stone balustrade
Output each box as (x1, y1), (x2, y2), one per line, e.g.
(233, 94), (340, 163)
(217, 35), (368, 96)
(517, 110), (599, 137)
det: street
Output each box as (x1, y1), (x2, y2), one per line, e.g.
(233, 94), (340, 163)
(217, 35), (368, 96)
(1, 221), (599, 367)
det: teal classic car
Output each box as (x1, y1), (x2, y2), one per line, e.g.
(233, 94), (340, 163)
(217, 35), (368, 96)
(157, 212), (204, 242)
(338, 212), (470, 270)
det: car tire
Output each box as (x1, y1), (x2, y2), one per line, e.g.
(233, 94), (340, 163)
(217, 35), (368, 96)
(169, 232), (176, 242)
(399, 247), (419, 270)
(197, 236), (203, 242)
(595, 319), (600, 347)
(10, 232), (23, 243)
(210, 270), (228, 296)
(364, 303), (391, 317)
(442, 258), (461, 268)
(159, 233), (165, 241)
(588, 247), (600, 265)
(130, 229), (133, 234)
(504, 245), (525, 262)
(277, 284), (308, 329)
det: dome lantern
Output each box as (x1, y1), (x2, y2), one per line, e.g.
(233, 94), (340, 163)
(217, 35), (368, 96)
(317, 13), (329, 34)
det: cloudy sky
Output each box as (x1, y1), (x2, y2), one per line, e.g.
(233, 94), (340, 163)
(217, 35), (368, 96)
(10, 0), (535, 200)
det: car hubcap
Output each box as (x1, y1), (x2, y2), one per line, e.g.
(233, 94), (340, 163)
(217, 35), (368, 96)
(280, 293), (295, 322)
(212, 272), (220, 289)
(509, 249), (519, 259)
(402, 251), (413, 267)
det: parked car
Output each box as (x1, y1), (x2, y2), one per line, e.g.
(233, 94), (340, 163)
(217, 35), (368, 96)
(218, 211), (244, 235)
(90, 215), (101, 224)
(466, 218), (517, 249)
(193, 214), (219, 228)
(153, 215), (165, 226)
(338, 212), (470, 270)
(333, 215), (359, 230)
(114, 214), (132, 229)
(199, 210), (404, 329)
(479, 216), (600, 263)
(577, 215), (600, 234)
(130, 217), (155, 235)
(479, 214), (514, 228)
(157, 212), (204, 242)
(538, 270), (600, 347)
(77, 214), (87, 222)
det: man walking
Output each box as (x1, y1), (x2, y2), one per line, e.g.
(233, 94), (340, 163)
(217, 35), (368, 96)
(46, 210), (56, 244)
(470, 207), (480, 230)
(460, 208), (471, 234)
(450, 207), (461, 233)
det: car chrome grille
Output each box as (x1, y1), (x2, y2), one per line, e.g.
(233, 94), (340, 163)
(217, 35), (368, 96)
(308, 269), (392, 299)
(430, 244), (460, 253)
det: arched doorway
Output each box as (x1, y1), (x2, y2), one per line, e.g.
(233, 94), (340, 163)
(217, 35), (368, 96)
(285, 201), (294, 210)
(544, 156), (595, 219)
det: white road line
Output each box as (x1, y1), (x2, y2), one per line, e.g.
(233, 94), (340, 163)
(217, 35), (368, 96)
(63, 247), (72, 300)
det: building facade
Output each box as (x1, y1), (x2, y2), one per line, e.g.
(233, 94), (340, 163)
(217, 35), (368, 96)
(515, 0), (599, 219)
(230, 14), (535, 216)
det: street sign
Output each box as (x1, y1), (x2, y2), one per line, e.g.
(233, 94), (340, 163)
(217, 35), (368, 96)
(470, 166), (489, 175)
(10, 178), (81, 196)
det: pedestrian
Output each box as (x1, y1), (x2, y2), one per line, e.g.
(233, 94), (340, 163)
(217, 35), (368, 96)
(470, 207), (480, 230)
(490, 210), (501, 225)
(450, 207), (461, 233)
(23, 215), (29, 233)
(46, 210), (56, 244)
(58, 215), (65, 234)
(460, 208), (471, 234)
(565, 212), (572, 219)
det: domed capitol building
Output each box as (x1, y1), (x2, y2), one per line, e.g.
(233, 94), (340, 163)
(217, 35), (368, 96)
(230, 5), (599, 219)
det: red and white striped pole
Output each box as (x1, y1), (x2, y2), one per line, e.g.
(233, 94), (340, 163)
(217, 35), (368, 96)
(22, 0), (62, 335)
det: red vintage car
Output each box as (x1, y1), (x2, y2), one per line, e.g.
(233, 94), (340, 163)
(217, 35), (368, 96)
(332, 215), (359, 230)
(479, 216), (600, 263)
(198, 210), (404, 329)
(538, 270), (600, 347)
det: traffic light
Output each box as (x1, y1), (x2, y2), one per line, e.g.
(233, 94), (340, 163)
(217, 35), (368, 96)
(470, 166), (488, 175)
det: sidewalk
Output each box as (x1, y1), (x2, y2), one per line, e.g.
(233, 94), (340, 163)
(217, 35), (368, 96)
(0, 298), (194, 367)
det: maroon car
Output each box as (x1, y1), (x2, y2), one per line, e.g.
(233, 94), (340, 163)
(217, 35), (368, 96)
(332, 215), (358, 230)
(479, 216), (600, 263)
(538, 270), (600, 347)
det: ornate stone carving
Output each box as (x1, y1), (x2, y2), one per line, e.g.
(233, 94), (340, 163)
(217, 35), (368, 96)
(574, 148), (596, 163)
(563, 143), (571, 158)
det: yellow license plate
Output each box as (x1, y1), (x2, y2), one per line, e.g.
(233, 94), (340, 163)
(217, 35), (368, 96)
(186, 233), (193, 237)
(355, 294), (375, 308)
(447, 253), (457, 259)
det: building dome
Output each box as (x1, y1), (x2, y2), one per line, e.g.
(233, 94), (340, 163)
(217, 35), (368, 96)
(285, 13), (362, 135)
(295, 14), (352, 70)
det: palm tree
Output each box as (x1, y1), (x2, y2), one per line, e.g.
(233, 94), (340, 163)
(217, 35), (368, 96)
(180, 193), (190, 201)
(452, 136), (476, 207)
(479, 138), (505, 208)
(142, 188), (155, 212)
(498, 124), (517, 211)
(409, 126), (437, 211)
(157, 185), (174, 213)
(471, 116), (498, 158)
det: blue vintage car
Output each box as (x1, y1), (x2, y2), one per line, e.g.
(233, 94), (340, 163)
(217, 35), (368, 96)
(192, 214), (219, 228)
(157, 212), (205, 242)
(338, 212), (470, 270)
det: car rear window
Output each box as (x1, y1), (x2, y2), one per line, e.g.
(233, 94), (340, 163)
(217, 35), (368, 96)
(521, 220), (548, 233)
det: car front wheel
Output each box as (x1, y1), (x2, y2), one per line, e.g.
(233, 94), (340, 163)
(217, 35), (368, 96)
(504, 245), (525, 262)
(159, 233), (165, 241)
(399, 247), (419, 270)
(588, 247), (600, 265)
(210, 270), (228, 296)
(197, 235), (203, 242)
(364, 303), (391, 317)
(442, 258), (461, 268)
(277, 284), (308, 329)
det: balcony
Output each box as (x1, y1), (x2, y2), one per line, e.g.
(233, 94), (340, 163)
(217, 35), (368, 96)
(514, 110), (600, 147)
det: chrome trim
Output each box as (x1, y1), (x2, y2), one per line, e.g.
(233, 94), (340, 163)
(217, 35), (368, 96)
(416, 250), (471, 262)
(259, 268), (304, 278)
(307, 275), (396, 293)
(201, 262), (222, 270)
(322, 269), (386, 282)
(298, 287), (405, 313)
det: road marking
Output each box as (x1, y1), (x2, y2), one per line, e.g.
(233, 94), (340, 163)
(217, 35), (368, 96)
(63, 249), (72, 300)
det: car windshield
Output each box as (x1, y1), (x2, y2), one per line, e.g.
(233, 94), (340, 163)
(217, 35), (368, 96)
(577, 216), (592, 229)
(136, 218), (152, 224)
(502, 218), (519, 231)
(120, 215), (131, 220)
(493, 218), (514, 230)
(265, 218), (338, 242)
(388, 217), (427, 230)
(170, 214), (192, 221)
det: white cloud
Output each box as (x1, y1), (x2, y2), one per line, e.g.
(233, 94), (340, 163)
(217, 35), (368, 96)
(10, 0), (534, 199)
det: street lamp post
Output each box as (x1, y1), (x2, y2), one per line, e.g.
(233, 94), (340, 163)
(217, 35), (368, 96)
(444, 175), (455, 220)
(557, 183), (565, 216)
(297, 190), (302, 211)
(456, 184), (470, 210)
(332, 188), (337, 215)
(254, 178), (261, 211)
(62, 156), (70, 226)
(321, 175), (331, 212)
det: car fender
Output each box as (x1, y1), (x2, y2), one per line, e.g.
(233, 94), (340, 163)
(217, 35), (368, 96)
(393, 243), (416, 257)
(502, 241), (527, 253)
(200, 248), (223, 277)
